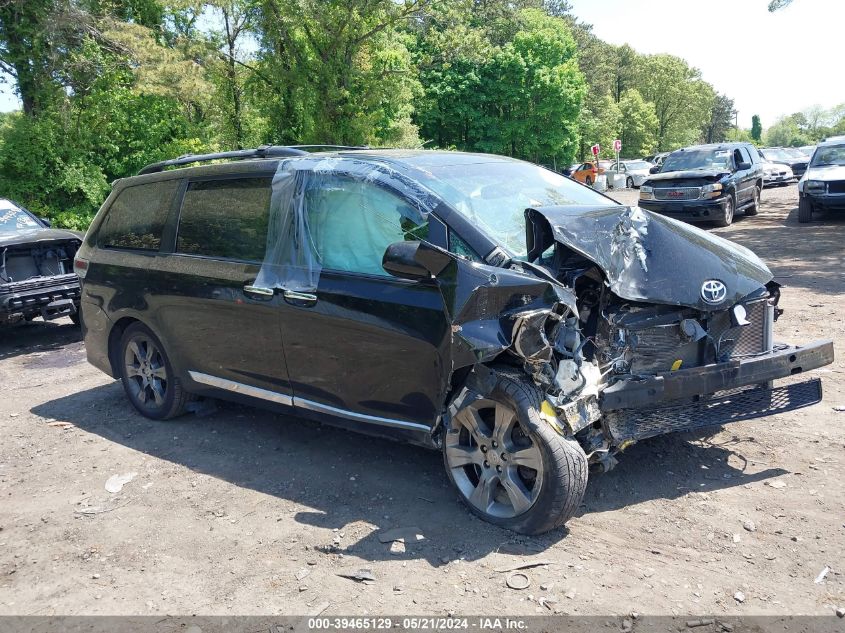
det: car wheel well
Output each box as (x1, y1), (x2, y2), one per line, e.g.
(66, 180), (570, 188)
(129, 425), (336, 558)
(108, 316), (140, 378)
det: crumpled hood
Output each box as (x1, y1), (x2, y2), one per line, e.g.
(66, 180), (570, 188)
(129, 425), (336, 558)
(0, 227), (83, 248)
(526, 205), (773, 311)
(646, 169), (728, 182)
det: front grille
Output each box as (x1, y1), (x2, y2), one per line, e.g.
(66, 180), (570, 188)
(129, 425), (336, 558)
(827, 180), (845, 194)
(654, 186), (701, 201)
(605, 379), (822, 442)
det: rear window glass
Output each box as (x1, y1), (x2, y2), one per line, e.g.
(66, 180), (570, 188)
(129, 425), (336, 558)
(98, 180), (178, 250)
(177, 177), (271, 261)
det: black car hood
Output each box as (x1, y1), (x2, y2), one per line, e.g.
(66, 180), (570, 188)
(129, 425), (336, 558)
(646, 169), (729, 182)
(525, 205), (773, 311)
(0, 227), (83, 248)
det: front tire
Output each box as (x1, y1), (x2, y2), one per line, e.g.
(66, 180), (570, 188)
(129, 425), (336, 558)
(118, 322), (191, 420)
(714, 193), (735, 227)
(798, 196), (813, 223)
(626, 177), (634, 189)
(443, 372), (588, 534)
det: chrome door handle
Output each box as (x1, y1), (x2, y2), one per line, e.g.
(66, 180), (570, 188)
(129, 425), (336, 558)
(283, 290), (317, 306)
(243, 284), (274, 298)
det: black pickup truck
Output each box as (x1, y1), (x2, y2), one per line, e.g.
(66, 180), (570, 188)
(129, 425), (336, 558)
(0, 199), (82, 325)
(638, 142), (765, 227)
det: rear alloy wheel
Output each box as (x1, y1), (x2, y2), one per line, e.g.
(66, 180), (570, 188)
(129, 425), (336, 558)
(745, 185), (761, 216)
(626, 177), (634, 189)
(798, 196), (813, 223)
(119, 323), (190, 420)
(443, 372), (588, 534)
(715, 193), (735, 227)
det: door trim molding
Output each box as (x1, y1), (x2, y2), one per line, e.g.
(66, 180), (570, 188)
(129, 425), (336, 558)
(189, 371), (293, 406)
(187, 371), (431, 433)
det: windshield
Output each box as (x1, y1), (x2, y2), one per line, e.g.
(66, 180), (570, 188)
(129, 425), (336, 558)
(810, 144), (845, 167)
(624, 161), (652, 170)
(762, 148), (792, 161)
(783, 148), (807, 159)
(420, 160), (611, 257)
(661, 149), (732, 172)
(0, 200), (39, 232)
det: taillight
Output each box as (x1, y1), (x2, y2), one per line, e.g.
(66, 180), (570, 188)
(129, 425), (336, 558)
(74, 256), (89, 279)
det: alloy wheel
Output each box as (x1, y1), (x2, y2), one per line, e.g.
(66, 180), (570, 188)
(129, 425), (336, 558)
(123, 334), (169, 411)
(445, 399), (544, 519)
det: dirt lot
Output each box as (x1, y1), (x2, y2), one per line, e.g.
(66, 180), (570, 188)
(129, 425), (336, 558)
(1, 183), (843, 618)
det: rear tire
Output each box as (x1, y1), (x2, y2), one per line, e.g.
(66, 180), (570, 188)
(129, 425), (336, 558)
(798, 197), (813, 223)
(443, 371), (588, 534)
(745, 185), (761, 216)
(626, 177), (634, 189)
(118, 322), (191, 420)
(585, 176), (593, 186)
(714, 193), (735, 227)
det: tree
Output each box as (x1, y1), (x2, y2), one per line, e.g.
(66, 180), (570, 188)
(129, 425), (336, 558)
(474, 9), (585, 163)
(636, 54), (713, 151)
(618, 89), (657, 157)
(702, 93), (734, 144)
(751, 114), (762, 141)
(252, 0), (429, 146)
(768, 0), (793, 11)
(764, 116), (810, 147)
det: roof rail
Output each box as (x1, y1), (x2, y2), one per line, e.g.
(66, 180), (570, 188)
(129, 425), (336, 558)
(137, 145), (310, 176)
(137, 144), (374, 175)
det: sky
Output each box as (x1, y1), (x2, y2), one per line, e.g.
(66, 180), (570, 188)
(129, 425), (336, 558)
(567, 0), (845, 128)
(1, 0), (843, 128)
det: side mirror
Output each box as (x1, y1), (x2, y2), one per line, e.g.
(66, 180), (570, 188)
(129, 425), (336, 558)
(40, 217), (52, 227)
(736, 161), (752, 171)
(382, 240), (453, 281)
(649, 165), (661, 174)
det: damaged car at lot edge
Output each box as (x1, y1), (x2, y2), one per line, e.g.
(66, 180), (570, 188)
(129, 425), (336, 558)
(0, 199), (82, 325)
(75, 148), (834, 535)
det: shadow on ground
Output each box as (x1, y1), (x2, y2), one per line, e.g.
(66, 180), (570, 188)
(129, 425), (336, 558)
(32, 384), (787, 563)
(0, 317), (82, 362)
(713, 201), (845, 297)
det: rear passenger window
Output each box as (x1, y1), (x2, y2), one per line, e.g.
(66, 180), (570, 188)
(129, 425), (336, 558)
(98, 180), (178, 250)
(177, 178), (271, 261)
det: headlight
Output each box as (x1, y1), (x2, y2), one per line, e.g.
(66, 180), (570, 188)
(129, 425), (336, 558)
(805, 180), (826, 192)
(639, 185), (653, 200)
(701, 183), (723, 199)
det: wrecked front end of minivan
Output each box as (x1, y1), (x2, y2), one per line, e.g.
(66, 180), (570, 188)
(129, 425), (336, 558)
(405, 205), (834, 474)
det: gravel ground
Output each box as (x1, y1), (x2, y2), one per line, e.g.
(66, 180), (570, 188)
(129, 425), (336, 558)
(1, 183), (843, 617)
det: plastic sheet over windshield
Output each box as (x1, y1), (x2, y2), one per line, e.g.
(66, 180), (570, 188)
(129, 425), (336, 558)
(418, 161), (610, 258)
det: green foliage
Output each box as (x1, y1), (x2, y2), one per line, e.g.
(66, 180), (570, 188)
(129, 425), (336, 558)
(618, 90), (657, 157)
(0, 0), (737, 229)
(751, 115), (762, 142)
(414, 6), (584, 165)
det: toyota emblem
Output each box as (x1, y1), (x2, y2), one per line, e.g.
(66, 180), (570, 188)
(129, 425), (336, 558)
(701, 279), (727, 304)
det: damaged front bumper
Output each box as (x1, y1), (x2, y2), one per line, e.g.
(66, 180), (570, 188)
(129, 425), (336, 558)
(0, 274), (81, 322)
(599, 340), (834, 443)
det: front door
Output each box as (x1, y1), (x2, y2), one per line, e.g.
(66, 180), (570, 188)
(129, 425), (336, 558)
(277, 172), (450, 428)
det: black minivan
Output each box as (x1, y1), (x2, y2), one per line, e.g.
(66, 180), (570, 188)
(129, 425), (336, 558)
(75, 146), (833, 534)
